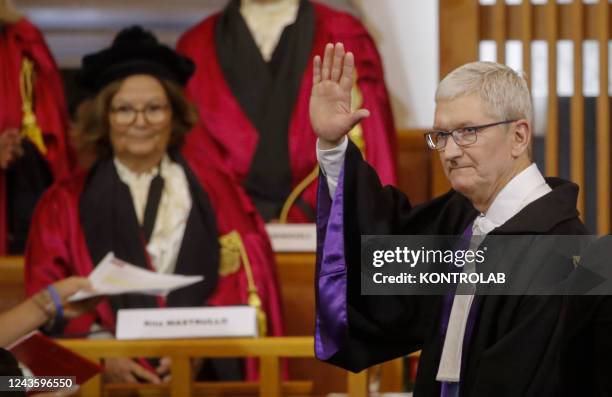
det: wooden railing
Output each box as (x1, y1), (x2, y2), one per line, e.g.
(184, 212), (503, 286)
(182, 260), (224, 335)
(0, 255), (409, 395)
(58, 337), (370, 397)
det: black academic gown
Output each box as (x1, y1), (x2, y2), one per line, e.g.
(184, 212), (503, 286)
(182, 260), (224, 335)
(558, 236), (612, 397)
(6, 140), (52, 253)
(315, 141), (588, 397)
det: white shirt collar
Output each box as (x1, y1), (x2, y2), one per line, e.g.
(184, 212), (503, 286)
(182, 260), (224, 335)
(114, 155), (169, 183)
(474, 163), (551, 234)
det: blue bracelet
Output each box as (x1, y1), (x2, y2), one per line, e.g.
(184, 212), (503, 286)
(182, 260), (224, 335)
(46, 285), (64, 322)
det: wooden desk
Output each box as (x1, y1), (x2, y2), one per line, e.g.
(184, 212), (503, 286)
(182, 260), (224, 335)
(0, 256), (25, 313)
(59, 336), (369, 397)
(0, 254), (407, 395)
(275, 253), (400, 395)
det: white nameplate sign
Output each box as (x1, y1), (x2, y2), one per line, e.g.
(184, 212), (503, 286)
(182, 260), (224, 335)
(265, 223), (316, 252)
(116, 306), (258, 340)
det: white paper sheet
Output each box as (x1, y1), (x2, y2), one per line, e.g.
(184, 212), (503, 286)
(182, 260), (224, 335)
(68, 252), (203, 301)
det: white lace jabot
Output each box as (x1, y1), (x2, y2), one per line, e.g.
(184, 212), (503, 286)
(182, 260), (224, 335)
(114, 155), (192, 274)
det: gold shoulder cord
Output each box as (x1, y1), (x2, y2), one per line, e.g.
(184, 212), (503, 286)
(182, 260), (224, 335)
(278, 165), (319, 223)
(219, 230), (267, 336)
(20, 57), (47, 155)
(278, 73), (366, 223)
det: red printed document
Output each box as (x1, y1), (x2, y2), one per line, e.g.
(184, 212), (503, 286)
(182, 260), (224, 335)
(7, 331), (101, 384)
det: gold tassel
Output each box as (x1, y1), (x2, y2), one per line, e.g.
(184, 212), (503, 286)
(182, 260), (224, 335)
(20, 57), (46, 155)
(219, 231), (267, 336)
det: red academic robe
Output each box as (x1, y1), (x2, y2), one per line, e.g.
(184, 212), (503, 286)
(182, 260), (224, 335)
(177, 1), (396, 222)
(0, 18), (72, 254)
(24, 129), (284, 380)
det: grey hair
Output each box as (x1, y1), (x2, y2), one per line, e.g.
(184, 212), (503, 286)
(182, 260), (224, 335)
(435, 61), (533, 124)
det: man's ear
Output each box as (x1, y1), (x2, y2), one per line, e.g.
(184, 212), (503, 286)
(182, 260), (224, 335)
(510, 119), (531, 158)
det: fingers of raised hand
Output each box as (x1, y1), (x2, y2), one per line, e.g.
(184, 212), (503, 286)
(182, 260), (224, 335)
(340, 52), (355, 91)
(320, 43), (347, 83)
(330, 43), (345, 82)
(314, 43), (353, 91)
(321, 43), (334, 80)
(313, 55), (322, 84)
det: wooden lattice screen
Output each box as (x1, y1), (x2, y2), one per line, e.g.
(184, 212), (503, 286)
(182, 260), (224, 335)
(439, 0), (610, 234)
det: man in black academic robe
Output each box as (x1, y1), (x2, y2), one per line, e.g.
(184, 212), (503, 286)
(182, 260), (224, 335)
(310, 45), (588, 396)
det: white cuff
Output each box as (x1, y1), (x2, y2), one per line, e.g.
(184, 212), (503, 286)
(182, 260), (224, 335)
(316, 136), (348, 198)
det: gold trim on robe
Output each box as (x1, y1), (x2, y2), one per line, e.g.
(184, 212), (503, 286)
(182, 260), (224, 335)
(219, 230), (267, 336)
(20, 57), (47, 155)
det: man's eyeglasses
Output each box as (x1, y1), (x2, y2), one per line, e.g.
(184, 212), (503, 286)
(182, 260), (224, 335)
(424, 119), (517, 151)
(110, 103), (170, 126)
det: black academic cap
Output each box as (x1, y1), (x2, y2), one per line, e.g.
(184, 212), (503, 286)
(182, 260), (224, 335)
(77, 26), (195, 92)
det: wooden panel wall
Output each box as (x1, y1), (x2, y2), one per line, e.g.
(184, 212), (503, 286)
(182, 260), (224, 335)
(439, 0), (611, 234)
(396, 129), (433, 204)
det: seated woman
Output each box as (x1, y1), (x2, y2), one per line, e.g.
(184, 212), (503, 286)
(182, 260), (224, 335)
(24, 26), (283, 383)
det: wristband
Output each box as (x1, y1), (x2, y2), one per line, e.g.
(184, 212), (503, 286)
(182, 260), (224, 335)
(46, 285), (64, 322)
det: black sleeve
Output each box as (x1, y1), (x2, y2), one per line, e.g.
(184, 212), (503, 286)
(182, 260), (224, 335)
(317, 141), (449, 372)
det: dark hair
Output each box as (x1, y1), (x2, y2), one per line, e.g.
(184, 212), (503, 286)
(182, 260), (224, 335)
(72, 77), (198, 159)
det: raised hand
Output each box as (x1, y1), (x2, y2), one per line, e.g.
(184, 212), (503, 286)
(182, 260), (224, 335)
(310, 42), (370, 149)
